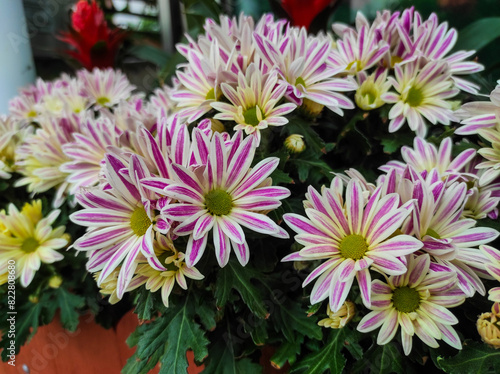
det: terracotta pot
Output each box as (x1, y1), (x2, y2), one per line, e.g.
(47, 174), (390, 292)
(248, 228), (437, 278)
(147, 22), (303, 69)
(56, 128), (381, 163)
(0, 311), (203, 374)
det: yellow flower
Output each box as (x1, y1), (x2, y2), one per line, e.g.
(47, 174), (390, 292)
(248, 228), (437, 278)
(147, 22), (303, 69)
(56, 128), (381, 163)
(355, 72), (390, 111)
(0, 200), (67, 287)
(318, 301), (355, 329)
(94, 269), (121, 304)
(128, 235), (204, 307)
(477, 302), (500, 349)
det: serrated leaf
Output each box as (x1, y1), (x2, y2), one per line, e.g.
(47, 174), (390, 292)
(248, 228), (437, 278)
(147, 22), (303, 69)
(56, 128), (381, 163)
(124, 293), (209, 374)
(215, 260), (269, 319)
(56, 288), (85, 332)
(276, 302), (322, 342)
(1, 302), (41, 360)
(270, 169), (294, 185)
(351, 341), (405, 374)
(203, 330), (261, 374)
(380, 133), (414, 154)
(343, 328), (364, 360)
(134, 287), (161, 321)
(271, 336), (304, 369)
(307, 303), (322, 317)
(437, 340), (500, 374)
(291, 329), (346, 374)
(293, 158), (332, 183)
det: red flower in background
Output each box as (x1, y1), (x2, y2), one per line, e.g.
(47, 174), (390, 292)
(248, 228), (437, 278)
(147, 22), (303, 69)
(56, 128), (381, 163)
(281, 0), (335, 30)
(59, 0), (127, 70)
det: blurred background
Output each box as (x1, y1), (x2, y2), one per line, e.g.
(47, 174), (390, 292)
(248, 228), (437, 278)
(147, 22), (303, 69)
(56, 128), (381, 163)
(7, 0), (500, 97)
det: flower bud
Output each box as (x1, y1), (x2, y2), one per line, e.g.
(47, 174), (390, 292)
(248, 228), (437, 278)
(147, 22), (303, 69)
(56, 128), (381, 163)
(477, 303), (500, 348)
(285, 134), (306, 154)
(318, 301), (355, 329)
(210, 118), (225, 133)
(29, 295), (39, 304)
(48, 275), (63, 289)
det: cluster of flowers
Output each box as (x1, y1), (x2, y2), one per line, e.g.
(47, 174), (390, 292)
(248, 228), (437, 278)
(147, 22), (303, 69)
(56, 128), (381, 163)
(283, 136), (500, 354)
(2, 7), (500, 357)
(169, 7), (482, 139)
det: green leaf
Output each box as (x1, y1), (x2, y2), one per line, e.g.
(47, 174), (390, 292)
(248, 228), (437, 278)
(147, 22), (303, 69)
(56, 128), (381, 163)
(215, 260), (269, 319)
(271, 336), (303, 369)
(56, 288), (85, 332)
(293, 158), (332, 183)
(437, 340), (500, 374)
(351, 341), (405, 374)
(270, 169), (294, 185)
(306, 303), (322, 317)
(124, 293), (210, 374)
(380, 133), (414, 154)
(291, 329), (347, 374)
(456, 18), (500, 53)
(134, 287), (160, 321)
(203, 337), (261, 374)
(274, 302), (322, 342)
(1, 302), (42, 360)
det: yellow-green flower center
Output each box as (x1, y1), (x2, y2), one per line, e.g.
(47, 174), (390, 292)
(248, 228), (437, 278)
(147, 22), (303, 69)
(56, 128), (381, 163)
(130, 207), (152, 236)
(425, 228), (441, 239)
(392, 286), (421, 313)
(27, 110), (37, 118)
(295, 77), (306, 87)
(205, 189), (233, 216)
(339, 234), (368, 260)
(405, 86), (424, 107)
(21, 237), (40, 253)
(206, 88), (216, 100)
(96, 97), (110, 106)
(346, 60), (363, 72)
(243, 106), (262, 126)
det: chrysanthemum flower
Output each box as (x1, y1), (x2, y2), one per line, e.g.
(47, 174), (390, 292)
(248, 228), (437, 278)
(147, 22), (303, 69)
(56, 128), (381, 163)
(461, 157), (500, 220)
(93, 269), (121, 304)
(71, 154), (166, 298)
(379, 137), (476, 181)
(0, 200), (67, 287)
(172, 45), (227, 123)
(472, 128), (500, 186)
(144, 132), (290, 267)
(211, 64), (296, 145)
(15, 117), (79, 207)
(329, 22), (390, 74)
(254, 28), (356, 114)
(357, 254), (465, 355)
(479, 245), (500, 284)
(282, 177), (422, 312)
(455, 84), (500, 135)
(406, 175), (499, 296)
(128, 235), (204, 307)
(0, 116), (32, 179)
(409, 13), (483, 93)
(382, 58), (458, 136)
(61, 117), (122, 194)
(355, 71), (391, 111)
(78, 68), (135, 108)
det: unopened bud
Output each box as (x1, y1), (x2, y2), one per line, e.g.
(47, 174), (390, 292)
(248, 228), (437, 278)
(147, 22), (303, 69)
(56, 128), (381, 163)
(285, 134), (305, 154)
(318, 301), (355, 329)
(477, 302), (500, 348)
(48, 275), (63, 289)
